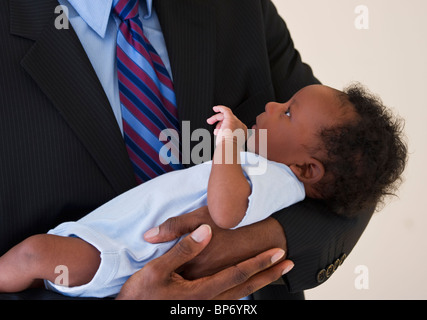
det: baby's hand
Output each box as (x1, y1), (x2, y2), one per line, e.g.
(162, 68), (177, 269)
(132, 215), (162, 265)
(207, 106), (248, 146)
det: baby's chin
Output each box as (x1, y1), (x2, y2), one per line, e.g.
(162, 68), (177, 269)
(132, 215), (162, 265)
(246, 129), (256, 152)
(246, 124), (269, 159)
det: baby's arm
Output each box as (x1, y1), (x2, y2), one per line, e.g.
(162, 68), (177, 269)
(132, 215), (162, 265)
(206, 106), (251, 229)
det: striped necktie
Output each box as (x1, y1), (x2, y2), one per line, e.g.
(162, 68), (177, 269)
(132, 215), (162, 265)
(113, 0), (183, 184)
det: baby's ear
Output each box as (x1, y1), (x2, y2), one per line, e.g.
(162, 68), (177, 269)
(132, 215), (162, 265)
(289, 158), (325, 185)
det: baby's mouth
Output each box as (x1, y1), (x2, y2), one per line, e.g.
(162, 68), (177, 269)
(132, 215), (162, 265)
(253, 114), (262, 129)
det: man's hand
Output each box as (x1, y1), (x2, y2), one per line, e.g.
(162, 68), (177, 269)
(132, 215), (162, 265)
(144, 206), (288, 280)
(117, 224), (293, 300)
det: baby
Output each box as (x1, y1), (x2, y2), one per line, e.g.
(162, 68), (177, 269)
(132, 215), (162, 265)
(0, 84), (407, 298)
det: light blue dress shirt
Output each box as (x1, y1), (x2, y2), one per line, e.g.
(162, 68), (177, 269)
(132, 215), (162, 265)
(57, 0), (172, 133)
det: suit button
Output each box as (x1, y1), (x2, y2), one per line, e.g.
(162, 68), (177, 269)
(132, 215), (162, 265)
(326, 264), (334, 278)
(333, 259), (340, 271)
(317, 269), (327, 283)
(339, 253), (347, 266)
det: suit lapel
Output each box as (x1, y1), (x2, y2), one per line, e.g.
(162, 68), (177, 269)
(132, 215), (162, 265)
(10, 0), (216, 180)
(10, 0), (137, 194)
(156, 0), (216, 131)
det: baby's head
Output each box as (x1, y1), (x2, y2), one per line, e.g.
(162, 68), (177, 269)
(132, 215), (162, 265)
(252, 84), (408, 217)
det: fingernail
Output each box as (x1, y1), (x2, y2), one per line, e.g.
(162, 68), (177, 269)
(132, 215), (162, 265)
(282, 262), (295, 275)
(191, 224), (211, 243)
(271, 249), (285, 264)
(144, 226), (159, 239)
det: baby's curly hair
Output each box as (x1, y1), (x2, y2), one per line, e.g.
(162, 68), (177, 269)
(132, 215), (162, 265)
(312, 83), (408, 217)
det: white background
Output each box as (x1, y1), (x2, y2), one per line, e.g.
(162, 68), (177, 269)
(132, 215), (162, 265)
(272, 0), (427, 299)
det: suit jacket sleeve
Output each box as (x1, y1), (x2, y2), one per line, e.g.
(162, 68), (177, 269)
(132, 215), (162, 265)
(260, 0), (374, 292)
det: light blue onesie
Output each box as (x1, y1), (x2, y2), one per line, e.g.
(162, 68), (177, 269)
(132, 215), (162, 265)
(45, 152), (305, 297)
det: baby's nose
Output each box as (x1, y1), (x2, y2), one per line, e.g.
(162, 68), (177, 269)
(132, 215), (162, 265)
(265, 102), (276, 113)
(265, 101), (280, 114)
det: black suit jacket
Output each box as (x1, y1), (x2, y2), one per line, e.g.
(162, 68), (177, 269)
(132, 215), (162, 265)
(0, 0), (373, 299)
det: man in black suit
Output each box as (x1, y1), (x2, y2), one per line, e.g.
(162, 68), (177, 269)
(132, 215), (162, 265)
(0, 0), (373, 299)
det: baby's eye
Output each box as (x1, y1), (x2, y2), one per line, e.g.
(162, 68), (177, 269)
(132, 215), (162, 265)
(284, 107), (291, 117)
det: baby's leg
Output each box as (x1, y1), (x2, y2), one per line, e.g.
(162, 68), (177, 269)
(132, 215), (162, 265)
(0, 234), (100, 293)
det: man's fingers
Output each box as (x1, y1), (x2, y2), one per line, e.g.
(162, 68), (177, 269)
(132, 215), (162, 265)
(143, 216), (198, 243)
(150, 224), (212, 273)
(117, 225), (213, 300)
(192, 248), (292, 300)
(214, 259), (294, 300)
(144, 207), (211, 243)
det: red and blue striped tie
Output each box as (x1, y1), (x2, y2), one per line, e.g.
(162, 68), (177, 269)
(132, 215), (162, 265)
(114, 0), (183, 184)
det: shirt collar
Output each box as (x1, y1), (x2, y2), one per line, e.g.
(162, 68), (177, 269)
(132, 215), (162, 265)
(67, 0), (153, 38)
(142, 0), (154, 20)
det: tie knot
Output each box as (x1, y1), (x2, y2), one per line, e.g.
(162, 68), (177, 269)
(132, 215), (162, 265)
(113, 0), (139, 21)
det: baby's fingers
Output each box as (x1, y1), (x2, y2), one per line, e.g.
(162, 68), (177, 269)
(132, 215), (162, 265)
(207, 105), (234, 125)
(212, 105), (233, 117)
(206, 113), (224, 125)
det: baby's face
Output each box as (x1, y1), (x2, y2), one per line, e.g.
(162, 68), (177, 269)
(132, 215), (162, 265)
(249, 85), (354, 166)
